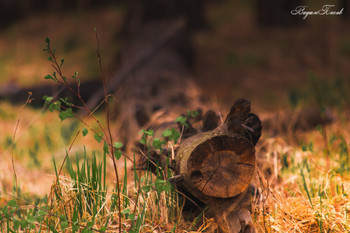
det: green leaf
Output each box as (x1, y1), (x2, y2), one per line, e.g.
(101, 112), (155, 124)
(175, 115), (188, 128)
(1, 206), (8, 214)
(48, 56), (53, 62)
(60, 59), (64, 67)
(121, 208), (130, 214)
(139, 137), (146, 145)
(45, 37), (50, 44)
(59, 108), (74, 121)
(27, 215), (36, 224)
(72, 223), (79, 232)
(54, 101), (61, 111)
(49, 101), (61, 112)
(50, 223), (59, 233)
(114, 150), (122, 160)
(60, 97), (72, 107)
(153, 138), (165, 150)
(162, 128), (180, 144)
(38, 209), (47, 216)
(44, 74), (54, 80)
(162, 129), (172, 137)
(142, 185), (151, 193)
(71, 71), (79, 84)
(94, 133), (104, 143)
(35, 215), (43, 222)
(155, 179), (171, 193)
(187, 110), (199, 117)
(7, 199), (17, 207)
(43, 95), (53, 108)
(140, 129), (154, 136)
(49, 103), (55, 112)
(21, 220), (28, 229)
(128, 213), (136, 220)
(72, 212), (78, 223)
(171, 130), (180, 144)
(13, 219), (20, 230)
(82, 229), (92, 233)
(43, 95), (53, 102)
(60, 215), (68, 230)
(139, 129), (154, 145)
(82, 128), (88, 136)
(61, 221), (68, 229)
(86, 221), (94, 228)
(114, 142), (123, 149)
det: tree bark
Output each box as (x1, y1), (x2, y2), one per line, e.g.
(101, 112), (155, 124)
(142, 99), (261, 233)
(172, 98), (260, 233)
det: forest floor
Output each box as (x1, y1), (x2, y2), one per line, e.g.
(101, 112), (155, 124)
(1, 1), (350, 232)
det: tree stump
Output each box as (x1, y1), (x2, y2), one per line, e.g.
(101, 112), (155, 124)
(140, 98), (261, 232)
(176, 130), (255, 200)
(169, 98), (260, 233)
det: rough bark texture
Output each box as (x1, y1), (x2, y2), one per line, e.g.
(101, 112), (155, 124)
(172, 99), (260, 233)
(140, 99), (261, 233)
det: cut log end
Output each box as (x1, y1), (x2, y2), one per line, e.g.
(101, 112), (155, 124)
(187, 135), (255, 198)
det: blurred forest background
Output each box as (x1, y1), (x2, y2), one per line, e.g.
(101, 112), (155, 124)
(0, 0), (349, 110)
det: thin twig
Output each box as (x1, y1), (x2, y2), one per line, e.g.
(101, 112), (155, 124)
(11, 92), (33, 195)
(46, 44), (110, 152)
(95, 29), (122, 233)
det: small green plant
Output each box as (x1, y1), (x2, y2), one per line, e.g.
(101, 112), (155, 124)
(0, 36), (209, 233)
(41, 35), (128, 232)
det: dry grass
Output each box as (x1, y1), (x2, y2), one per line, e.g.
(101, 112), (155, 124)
(252, 118), (350, 233)
(41, 171), (215, 232)
(0, 100), (115, 195)
(2, 99), (349, 232)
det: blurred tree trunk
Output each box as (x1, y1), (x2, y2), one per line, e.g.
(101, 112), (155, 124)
(341, 0), (349, 19)
(255, 0), (305, 27)
(113, 1), (261, 232)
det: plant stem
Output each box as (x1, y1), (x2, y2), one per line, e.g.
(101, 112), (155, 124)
(11, 92), (33, 195)
(95, 29), (122, 233)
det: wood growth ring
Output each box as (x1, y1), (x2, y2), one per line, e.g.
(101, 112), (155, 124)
(187, 135), (255, 198)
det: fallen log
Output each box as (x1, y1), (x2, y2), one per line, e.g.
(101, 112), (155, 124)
(177, 100), (260, 233)
(140, 99), (261, 233)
